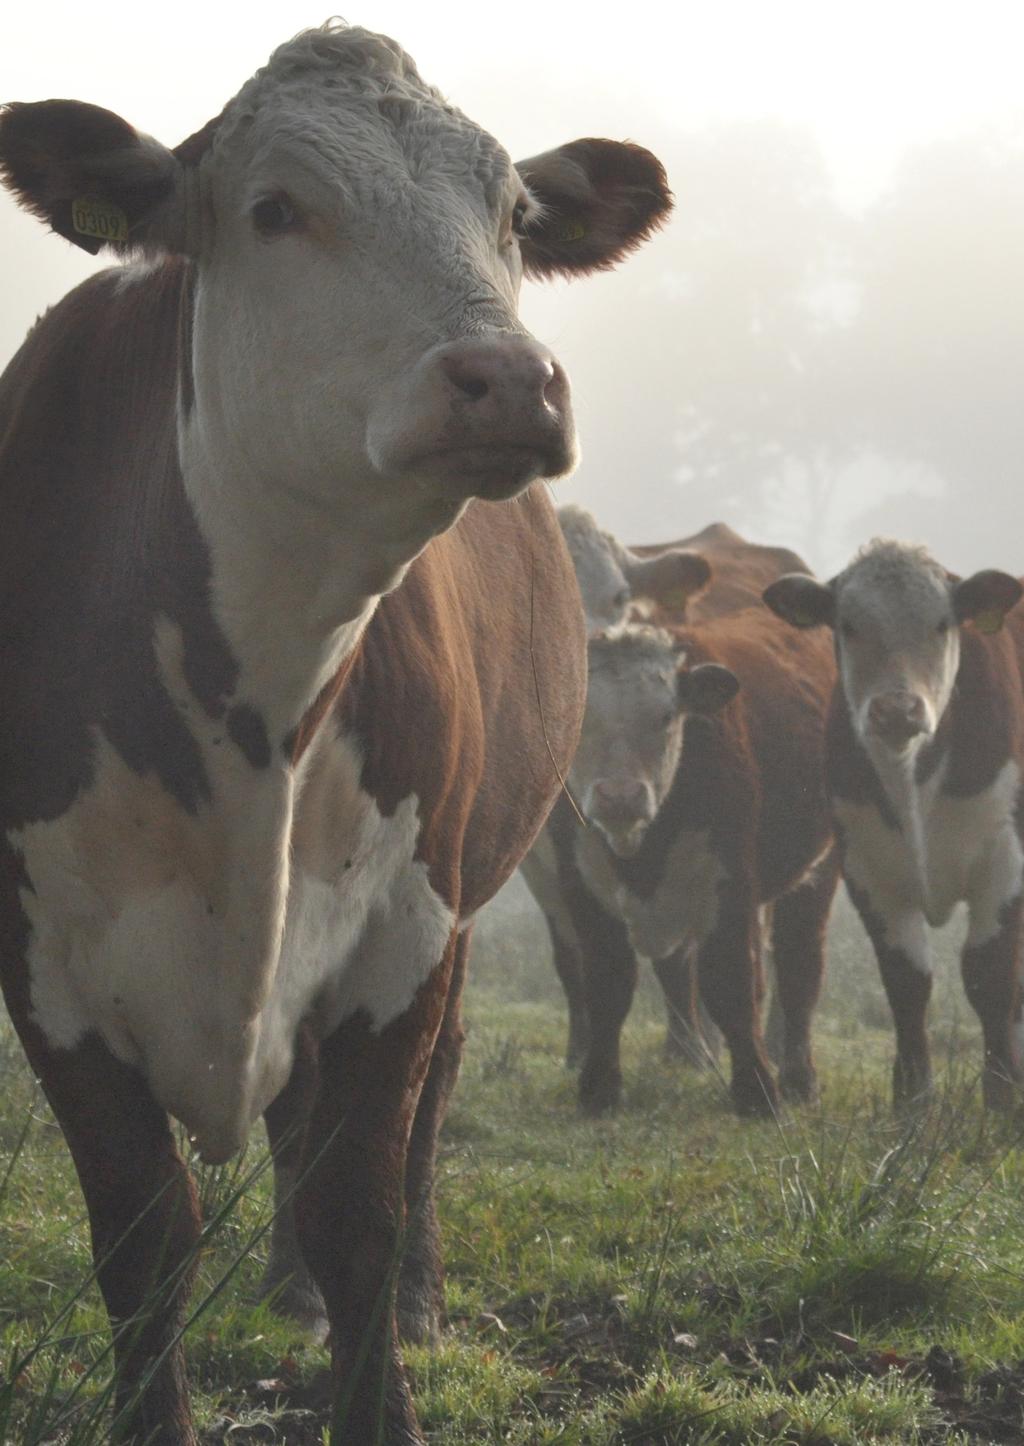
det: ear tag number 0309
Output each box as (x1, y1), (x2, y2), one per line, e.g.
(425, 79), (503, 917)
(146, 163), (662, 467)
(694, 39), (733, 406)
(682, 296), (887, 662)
(72, 197), (129, 244)
(557, 220), (587, 243)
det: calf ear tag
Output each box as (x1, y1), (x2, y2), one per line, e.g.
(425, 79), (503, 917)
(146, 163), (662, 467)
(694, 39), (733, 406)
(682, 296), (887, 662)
(72, 197), (129, 245)
(556, 219), (586, 242)
(974, 608), (1005, 635)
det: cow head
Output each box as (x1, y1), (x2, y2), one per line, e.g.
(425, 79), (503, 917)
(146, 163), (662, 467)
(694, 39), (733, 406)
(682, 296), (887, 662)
(764, 542), (1023, 758)
(0, 26), (672, 528)
(557, 505), (712, 631)
(571, 624), (738, 856)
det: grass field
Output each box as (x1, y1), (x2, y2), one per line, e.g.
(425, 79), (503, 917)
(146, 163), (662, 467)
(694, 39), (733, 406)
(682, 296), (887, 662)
(4, 884), (1024, 1443)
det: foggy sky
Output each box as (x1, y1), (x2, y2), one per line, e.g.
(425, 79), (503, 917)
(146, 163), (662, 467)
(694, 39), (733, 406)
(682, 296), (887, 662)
(3, 0), (1023, 579)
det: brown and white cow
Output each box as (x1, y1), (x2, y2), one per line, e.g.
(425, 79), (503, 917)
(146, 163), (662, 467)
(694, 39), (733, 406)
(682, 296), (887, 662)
(520, 513), (815, 1068)
(563, 607), (837, 1116)
(764, 540), (1024, 1110)
(0, 26), (671, 1445)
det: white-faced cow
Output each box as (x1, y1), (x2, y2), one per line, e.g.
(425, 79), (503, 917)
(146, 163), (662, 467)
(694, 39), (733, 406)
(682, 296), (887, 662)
(520, 514), (819, 1072)
(764, 541), (1024, 1111)
(0, 26), (671, 1445)
(564, 606), (837, 1116)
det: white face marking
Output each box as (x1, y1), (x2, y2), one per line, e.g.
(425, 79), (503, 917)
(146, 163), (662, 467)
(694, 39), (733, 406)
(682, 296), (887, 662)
(557, 506), (632, 632)
(14, 724), (453, 1165)
(835, 759), (1022, 964)
(833, 544), (959, 756)
(571, 628), (684, 858)
(576, 824), (725, 961)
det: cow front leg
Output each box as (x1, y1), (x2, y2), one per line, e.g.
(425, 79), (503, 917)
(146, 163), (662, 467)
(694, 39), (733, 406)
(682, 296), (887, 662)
(548, 913), (590, 1067)
(295, 945), (456, 1446)
(397, 928), (470, 1345)
(962, 883), (1024, 1111)
(574, 902), (640, 1115)
(770, 851), (840, 1102)
(694, 891), (779, 1116)
(258, 1023), (327, 1339)
(651, 944), (717, 1068)
(16, 1031), (201, 1445)
(846, 879), (933, 1109)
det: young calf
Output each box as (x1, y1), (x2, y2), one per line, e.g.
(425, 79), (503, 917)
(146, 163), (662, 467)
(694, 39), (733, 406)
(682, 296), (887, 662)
(765, 541), (1024, 1109)
(565, 609), (837, 1116)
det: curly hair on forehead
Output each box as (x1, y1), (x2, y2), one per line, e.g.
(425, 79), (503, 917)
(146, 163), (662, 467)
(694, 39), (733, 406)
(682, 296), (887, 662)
(837, 537), (950, 592)
(588, 622), (678, 673)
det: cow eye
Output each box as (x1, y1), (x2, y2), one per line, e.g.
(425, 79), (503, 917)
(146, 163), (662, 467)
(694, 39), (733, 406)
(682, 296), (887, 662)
(614, 587), (631, 609)
(511, 200), (530, 238)
(936, 617), (950, 635)
(252, 194), (299, 237)
(840, 620), (856, 640)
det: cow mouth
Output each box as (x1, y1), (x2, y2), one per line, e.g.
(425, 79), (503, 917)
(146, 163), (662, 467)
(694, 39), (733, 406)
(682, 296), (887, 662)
(408, 439), (575, 500)
(592, 815), (650, 858)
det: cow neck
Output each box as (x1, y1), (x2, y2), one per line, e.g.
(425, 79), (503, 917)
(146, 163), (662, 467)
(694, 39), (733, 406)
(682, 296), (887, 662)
(178, 397), (464, 760)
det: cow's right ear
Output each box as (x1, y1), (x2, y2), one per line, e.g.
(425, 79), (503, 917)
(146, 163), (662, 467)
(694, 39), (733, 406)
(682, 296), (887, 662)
(621, 548), (712, 613)
(0, 100), (186, 255)
(953, 570), (1024, 633)
(762, 574), (836, 630)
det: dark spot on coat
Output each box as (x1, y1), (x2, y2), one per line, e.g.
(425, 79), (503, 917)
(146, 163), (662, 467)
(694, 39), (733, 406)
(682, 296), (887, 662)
(227, 704), (271, 769)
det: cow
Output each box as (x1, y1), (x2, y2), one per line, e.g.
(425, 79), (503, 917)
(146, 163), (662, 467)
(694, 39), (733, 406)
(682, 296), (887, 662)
(763, 540), (1024, 1111)
(520, 512), (815, 1069)
(0, 24), (672, 1446)
(563, 607), (837, 1117)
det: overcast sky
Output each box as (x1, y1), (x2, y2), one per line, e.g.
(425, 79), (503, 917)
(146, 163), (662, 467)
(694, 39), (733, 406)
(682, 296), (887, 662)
(3, 0), (1023, 569)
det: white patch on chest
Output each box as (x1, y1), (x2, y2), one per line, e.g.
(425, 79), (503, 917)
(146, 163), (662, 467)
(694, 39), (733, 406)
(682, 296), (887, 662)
(12, 692), (454, 1164)
(835, 757), (1023, 969)
(576, 825), (726, 962)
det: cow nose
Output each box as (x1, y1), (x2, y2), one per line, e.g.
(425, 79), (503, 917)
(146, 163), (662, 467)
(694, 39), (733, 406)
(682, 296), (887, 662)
(437, 337), (569, 414)
(867, 691), (928, 746)
(592, 778), (648, 813)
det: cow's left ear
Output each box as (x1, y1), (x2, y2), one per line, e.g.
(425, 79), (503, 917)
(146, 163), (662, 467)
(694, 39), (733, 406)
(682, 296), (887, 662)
(953, 570), (1024, 634)
(0, 100), (187, 255)
(762, 574), (836, 630)
(514, 138), (672, 279)
(678, 661), (739, 715)
(621, 548), (712, 613)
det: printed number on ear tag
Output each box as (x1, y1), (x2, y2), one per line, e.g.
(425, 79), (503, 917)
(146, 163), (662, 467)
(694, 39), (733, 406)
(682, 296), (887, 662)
(557, 220), (587, 242)
(72, 198), (129, 244)
(974, 608), (1004, 635)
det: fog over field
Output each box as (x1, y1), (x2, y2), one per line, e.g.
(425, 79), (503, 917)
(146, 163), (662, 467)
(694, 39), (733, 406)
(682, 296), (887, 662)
(3, 0), (1023, 578)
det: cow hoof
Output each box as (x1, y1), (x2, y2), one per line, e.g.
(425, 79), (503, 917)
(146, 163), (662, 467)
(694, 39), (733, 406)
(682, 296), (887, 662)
(578, 1078), (622, 1116)
(780, 1065), (819, 1104)
(982, 1069), (1020, 1113)
(257, 1272), (329, 1344)
(730, 1072), (780, 1118)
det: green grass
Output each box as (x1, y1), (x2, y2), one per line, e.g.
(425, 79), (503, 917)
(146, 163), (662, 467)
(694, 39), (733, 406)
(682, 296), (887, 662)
(4, 886), (1024, 1442)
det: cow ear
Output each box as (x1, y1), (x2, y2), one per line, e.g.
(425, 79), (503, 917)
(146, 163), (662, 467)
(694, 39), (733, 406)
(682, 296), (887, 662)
(678, 662), (739, 715)
(622, 548), (712, 613)
(762, 574), (836, 630)
(514, 138), (672, 279)
(0, 100), (186, 255)
(953, 570), (1024, 634)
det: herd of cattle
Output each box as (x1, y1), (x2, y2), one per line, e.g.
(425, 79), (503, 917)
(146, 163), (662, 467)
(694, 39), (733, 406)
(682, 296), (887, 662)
(0, 21), (1020, 1446)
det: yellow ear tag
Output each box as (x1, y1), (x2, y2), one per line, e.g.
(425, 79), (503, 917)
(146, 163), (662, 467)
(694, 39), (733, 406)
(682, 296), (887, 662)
(557, 220), (586, 242)
(72, 197), (129, 244)
(974, 608), (1005, 635)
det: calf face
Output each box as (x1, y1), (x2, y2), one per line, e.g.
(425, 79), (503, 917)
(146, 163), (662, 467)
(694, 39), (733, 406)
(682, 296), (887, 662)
(764, 543), (1023, 761)
(571, 625), (738, 856)
(557, 505), (712, 631)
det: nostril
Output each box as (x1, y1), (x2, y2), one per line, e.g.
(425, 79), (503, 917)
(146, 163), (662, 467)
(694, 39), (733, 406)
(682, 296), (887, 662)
(456, 375), (489, 401)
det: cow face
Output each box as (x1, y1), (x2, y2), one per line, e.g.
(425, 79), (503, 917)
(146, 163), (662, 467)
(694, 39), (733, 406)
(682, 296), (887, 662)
(571, 625), (738, 856)
(764, 543), (1023, 758)
(558, 505), (712, 632)
(0, 26), (672, 520)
